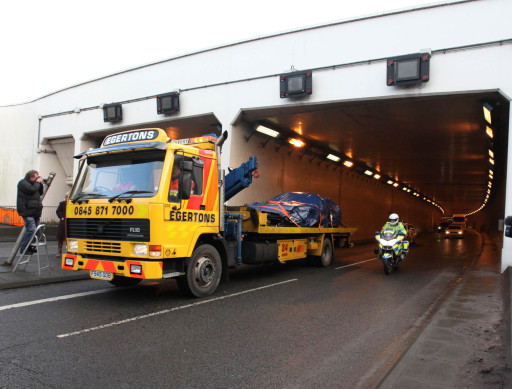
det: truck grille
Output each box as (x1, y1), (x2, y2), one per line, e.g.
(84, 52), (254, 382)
(67, 218), (150, 242)
(85, 241), (121, 254)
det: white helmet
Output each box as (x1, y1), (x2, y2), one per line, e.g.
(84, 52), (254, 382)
(389, 213), (399, 226)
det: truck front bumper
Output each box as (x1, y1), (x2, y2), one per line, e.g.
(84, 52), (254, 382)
(62, 254), (163, 279)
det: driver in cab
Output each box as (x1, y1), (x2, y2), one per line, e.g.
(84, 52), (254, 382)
(169, 163), (195, 201)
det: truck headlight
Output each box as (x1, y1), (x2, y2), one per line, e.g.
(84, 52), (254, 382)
(68, 240), (78, 252)
(130, 264), (142, 274)
(133, 244), (148, 256)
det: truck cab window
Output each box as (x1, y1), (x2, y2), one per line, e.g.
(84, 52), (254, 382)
(168, 154), (204, 202)
(71, 150), (165, 200)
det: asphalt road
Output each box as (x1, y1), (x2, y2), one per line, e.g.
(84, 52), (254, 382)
(0, 231), (481, 388)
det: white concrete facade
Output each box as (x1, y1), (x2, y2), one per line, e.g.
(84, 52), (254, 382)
(1, 0), (512, 268)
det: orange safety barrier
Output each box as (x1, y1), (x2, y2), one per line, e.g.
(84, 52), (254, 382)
(0, 207), (24, 226)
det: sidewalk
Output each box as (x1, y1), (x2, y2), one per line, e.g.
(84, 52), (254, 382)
(0, 228), (88, 290)
(379, 234), (512, 388)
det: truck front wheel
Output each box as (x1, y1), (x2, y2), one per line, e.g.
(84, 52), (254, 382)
(178, 244), (222, 298)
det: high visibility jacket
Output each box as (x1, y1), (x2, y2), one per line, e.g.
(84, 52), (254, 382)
(381, 221), (406, 236)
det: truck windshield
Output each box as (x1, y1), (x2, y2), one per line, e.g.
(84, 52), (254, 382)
(71, 150), (165, 201)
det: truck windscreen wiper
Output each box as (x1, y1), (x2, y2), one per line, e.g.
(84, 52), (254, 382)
(70, 192), (105, 204)
(108, 191), (153, 203)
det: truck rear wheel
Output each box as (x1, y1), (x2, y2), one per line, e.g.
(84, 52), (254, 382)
(314, 238), (333, 267)
(178, 244), (222, 298)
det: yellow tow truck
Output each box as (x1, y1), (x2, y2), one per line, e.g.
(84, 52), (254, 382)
(62, 128), (356, 297)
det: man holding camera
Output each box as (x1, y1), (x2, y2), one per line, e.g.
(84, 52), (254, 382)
(17, 170), (44, 254)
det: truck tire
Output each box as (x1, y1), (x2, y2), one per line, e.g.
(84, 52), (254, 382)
(109, 276), (141, 287)
(314, 238), (333, 267)
(178, 244), (222, 298)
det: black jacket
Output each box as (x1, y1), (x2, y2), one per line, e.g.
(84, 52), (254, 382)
(17, 178), (43, 218)
(56, 200), (66, 241)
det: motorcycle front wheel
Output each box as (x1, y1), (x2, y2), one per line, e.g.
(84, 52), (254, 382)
(382, 258), (392, 275)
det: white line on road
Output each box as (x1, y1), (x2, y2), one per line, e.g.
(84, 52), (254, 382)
(0, 288), (114, 312)
(335, 257), (377, 270)
(57, 279), (298, 339)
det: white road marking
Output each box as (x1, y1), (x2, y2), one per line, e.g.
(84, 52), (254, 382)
(57, 279), (298, 338)
(335, 257), (377, 270)
(0, 289), (114, 312)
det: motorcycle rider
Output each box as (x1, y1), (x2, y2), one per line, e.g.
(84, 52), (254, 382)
(381, 213), (406, 235)
(381, 213), (408, 259)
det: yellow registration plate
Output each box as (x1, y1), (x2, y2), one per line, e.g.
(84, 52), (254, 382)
(90, 270), (114, 281)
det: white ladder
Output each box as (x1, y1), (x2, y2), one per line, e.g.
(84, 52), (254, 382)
(12, 223), (50, 276)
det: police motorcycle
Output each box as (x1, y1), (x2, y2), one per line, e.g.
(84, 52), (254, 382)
(374, 227), (409, 275)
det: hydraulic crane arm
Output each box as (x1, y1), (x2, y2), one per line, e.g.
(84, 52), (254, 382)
(224, 156), (258, 202)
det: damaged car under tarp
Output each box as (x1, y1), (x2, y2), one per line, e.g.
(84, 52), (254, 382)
(248, 192), (343, 228)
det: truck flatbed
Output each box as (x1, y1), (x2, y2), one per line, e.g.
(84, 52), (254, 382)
(226, 207), (356, 236)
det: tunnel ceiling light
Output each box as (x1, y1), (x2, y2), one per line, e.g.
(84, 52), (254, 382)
(402, 187), (408, 191)
(343, 160), (354, 168)
(373, 173), (381, 179)
(387, 180), (394, 185)
(156, 92), (180, 114)
(483, 103), (493, 125)
(327, 154), (340, 162)
(407, 189), (411, 193)
(393, 182), (399, 187)
(364, 170), (373, 176)
(489, 157), (495, 165)
(103, 103), (122, 123)
(280, 70), (312, 98)
(489, 149), (494, 158)
(289, 138), (305, 148)
(255, 125), (280, 138)
(486, 126), (494, 138)
(386, 51), (430, 86)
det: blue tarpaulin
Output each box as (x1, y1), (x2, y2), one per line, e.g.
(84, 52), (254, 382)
(249, 192), (342, 228)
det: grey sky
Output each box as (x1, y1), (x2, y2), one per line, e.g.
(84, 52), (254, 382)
(0, 0), (436, 106)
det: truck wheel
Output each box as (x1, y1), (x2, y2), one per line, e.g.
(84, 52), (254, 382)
(179, 244), (222, 298)
(109, 276), (141, 287)
(314, 238), (333, 267)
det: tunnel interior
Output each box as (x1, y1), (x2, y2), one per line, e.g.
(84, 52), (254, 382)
(232, 91), (509, 239)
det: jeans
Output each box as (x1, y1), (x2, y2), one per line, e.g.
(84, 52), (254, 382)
(20, 216), (40, 252)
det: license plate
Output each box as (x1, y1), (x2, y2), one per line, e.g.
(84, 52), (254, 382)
(90, 270), (114, 281)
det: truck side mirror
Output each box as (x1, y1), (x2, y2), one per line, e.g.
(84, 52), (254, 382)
(179, 160), (193, 200)
(180, 173), (192, 200)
